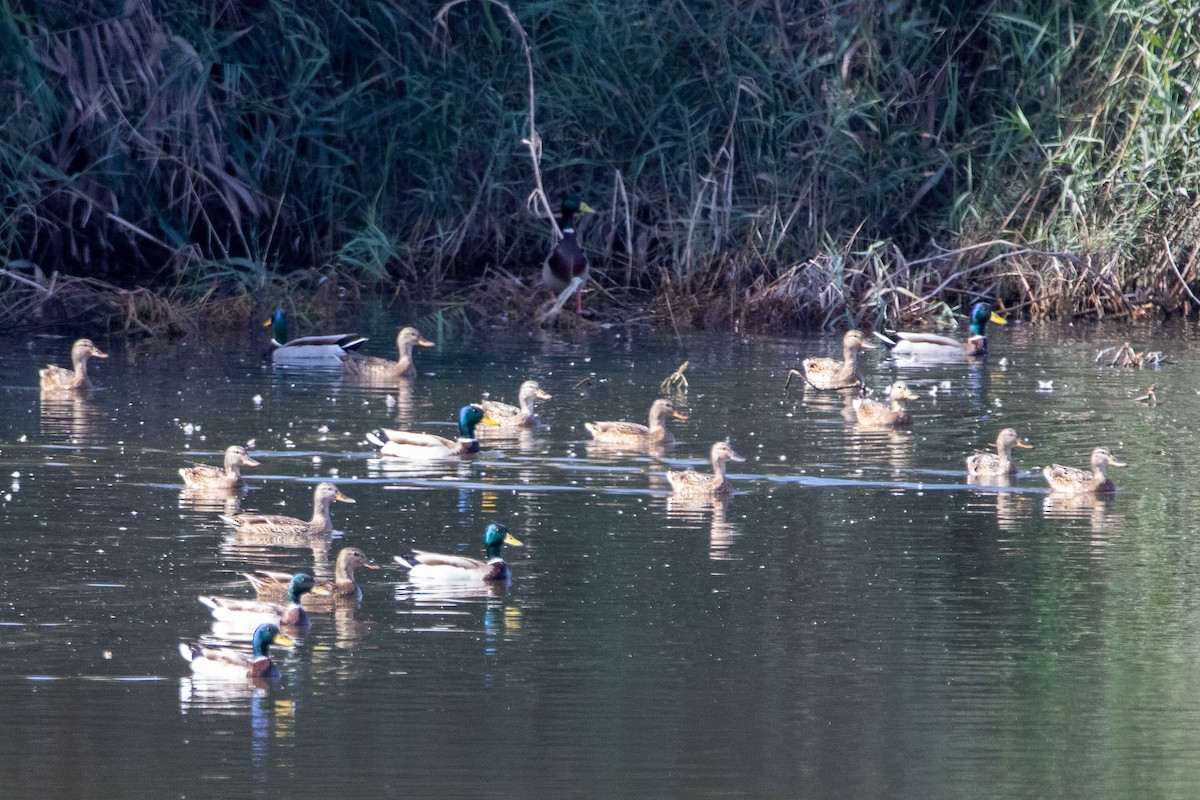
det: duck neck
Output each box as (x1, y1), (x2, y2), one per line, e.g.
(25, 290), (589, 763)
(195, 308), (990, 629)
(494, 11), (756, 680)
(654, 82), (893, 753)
(311, 495), (333, 526)
(458, 419), (478, 439)
(485, 541), (505, 560)
(287, 583), (306, 605)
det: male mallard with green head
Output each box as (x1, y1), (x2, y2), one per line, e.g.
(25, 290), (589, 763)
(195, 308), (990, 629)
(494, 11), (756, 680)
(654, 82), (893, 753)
(367, 404), (498, 458)
(395, 523), (524, 583)
(178, 622), (295, 680)
(874, 302), (1007, 361)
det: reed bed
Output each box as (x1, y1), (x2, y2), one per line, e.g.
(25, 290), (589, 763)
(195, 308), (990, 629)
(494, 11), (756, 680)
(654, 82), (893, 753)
(1, 0), (1198, 333)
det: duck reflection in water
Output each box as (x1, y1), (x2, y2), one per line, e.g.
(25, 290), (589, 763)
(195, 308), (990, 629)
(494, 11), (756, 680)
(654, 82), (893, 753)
(1043, 491), (1125, 543)
(965, 473), (1033, 533)
(665, 492), (742, 562)
(38, 393), (106, 445)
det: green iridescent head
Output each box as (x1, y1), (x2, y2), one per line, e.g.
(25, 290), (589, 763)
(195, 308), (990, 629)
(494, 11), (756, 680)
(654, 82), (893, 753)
(265, 308), (288, 343)
(968, 302), (1006, 336)
(286, 573), (318, 604)
(457, 404), (498, 438)
(559, 194), (595, 228)
(251, 623), (293, 658)
(483, 523), (524, 559)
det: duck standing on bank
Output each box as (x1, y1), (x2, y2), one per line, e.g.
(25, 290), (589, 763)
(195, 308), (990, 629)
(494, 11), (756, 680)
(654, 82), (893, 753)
(542, 194), (596, 315)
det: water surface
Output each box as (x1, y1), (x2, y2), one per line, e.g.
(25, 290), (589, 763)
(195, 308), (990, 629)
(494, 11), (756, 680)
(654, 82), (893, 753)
(2, 320), (1200, 798)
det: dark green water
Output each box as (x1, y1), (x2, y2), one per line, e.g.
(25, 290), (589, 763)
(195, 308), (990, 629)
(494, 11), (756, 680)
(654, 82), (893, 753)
(3, 319), (1200, 799)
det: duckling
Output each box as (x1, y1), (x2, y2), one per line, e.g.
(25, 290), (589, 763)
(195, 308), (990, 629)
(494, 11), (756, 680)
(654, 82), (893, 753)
(1043, 447), (1126, 493)
(966, 428), (1032, 476)
(342, 326), (435, 381)
(199, 573), (329, 628)
(543, 194), (596, 314)
(219, 482), (354, 539)
(243, 547), (380, 601)
(264, 308), (367, 365)
(39, 338), (108, 392)
(394, 523), (524, 583)
(179, 445), (261, 491)
(585, 398), (688, 447)
(796, 330), (875, 390)
(852, 381), (919, 427)
(366, 404), (498, 459)
(178, 622), (294, 680)
(481, 380), (553, 428)
(874, 302), (1007, 360)
(666, 441), (746, 497)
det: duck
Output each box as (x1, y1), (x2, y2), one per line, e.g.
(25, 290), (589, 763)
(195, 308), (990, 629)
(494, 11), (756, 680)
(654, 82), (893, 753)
(219, 482), (355, 539)
(873, 302), (1007, 360)
(39, 338), (108, 392)
(179, 445), (261, 491)
(667, 441), (746, 497)
(795, 330), (875, 390)
(542, 194), (596, 314)
(199, 573), (329, 628)
(966, 428), (1033, 476)
(585, 398), (688, 447)
(366, 404), (498, 459)
(264, 308), (368, 365)
(243, 547), (381, 601)
(178, 622), (295, 680)
(342, 326), (435, 381)
(481, 380), (553, 428)
(394, 523), (524, 583)
(852, 381), (919, 427)
(1043, 447), (1126, 493)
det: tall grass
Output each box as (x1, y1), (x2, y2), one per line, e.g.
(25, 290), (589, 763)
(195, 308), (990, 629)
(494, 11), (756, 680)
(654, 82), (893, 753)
(0, 0), (1197, 331)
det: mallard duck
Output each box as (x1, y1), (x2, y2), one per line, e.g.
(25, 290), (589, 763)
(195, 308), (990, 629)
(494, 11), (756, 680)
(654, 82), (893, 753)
(966, 428), (1033, 476)
(244, 547), (380, 601)
(542, 194), (596, 314)
(667, 441), (746, 497)
(874, 302), (1007, 360)
(852, 381), (919, 427)
(178, 622), (295, 680)
(366, 404), (498, 459)
(264, 308), (368, 365)
(1043, 446), (1126, 493)
(585, 398), (688, 447)
(219, 482), (354, 539)
(199, 573), (330, 628)
(481, 380), (553, 428)
(179, 445), (261, 491)
(39, 338), (108, 392)
(394, 523), (524, 583)
(342, 326), (435, 381)
(796, 330), (875, 390)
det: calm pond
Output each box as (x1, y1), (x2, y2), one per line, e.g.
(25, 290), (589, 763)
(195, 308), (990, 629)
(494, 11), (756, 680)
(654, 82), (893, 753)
(2, 317), (1200, 799)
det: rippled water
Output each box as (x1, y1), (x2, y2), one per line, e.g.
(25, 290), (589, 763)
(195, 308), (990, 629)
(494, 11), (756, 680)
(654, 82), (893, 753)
(3, 319), (1200, 798)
